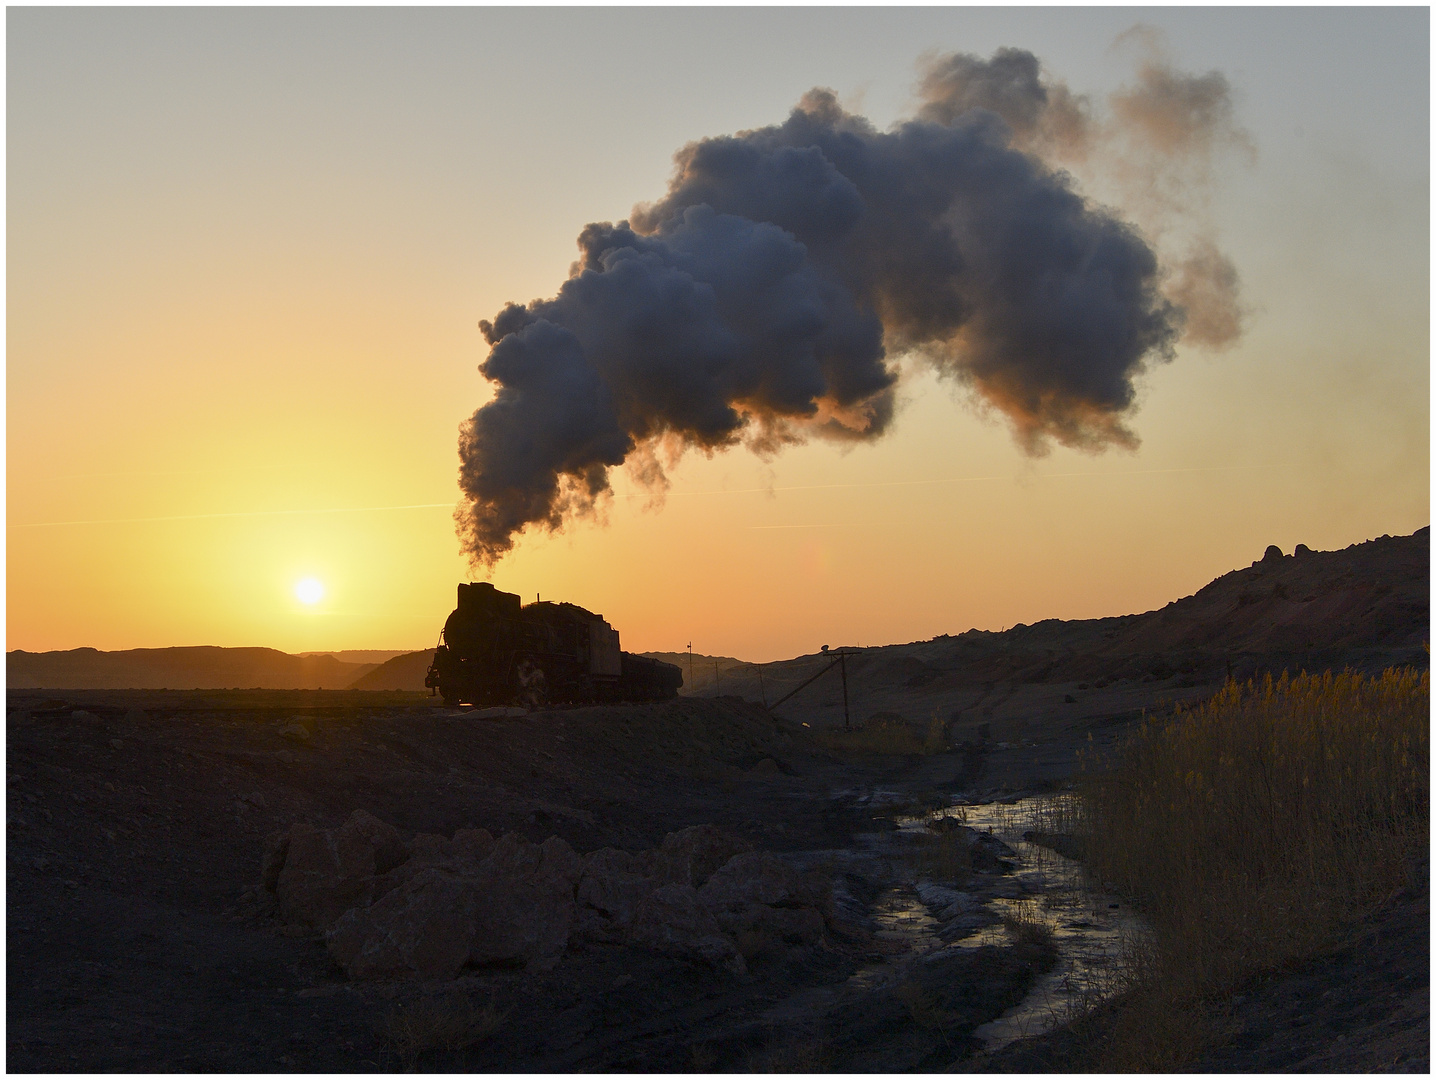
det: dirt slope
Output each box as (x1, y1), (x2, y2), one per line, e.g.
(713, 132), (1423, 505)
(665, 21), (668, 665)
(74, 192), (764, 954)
(689, 529), (1428, 735)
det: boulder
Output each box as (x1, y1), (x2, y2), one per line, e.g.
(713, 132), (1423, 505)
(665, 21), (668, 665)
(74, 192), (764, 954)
(409, 832), (450, 860)
(466, 834), (582, 971)
(652, 825), (751, 889)
(327, 868), (479, 980)
(371, 827), (499, 903)
(451, 828), (496, 862)
(698, 852), (827, 954)
(328, 832), (584, 978)
(340, 809), (409, 873)
(915, 882), (978, 921)
(271, 811), (410, 929)
(576, 848), (658, 940)
(969, 831), (1018, 874)
(629, 883), (746, 974)
(699, 851), (806, 910)
(275, 822), (377, 929)
(713, 901), (826, 949)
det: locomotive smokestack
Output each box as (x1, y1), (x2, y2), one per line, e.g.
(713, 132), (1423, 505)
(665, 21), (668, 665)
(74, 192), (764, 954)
(457, 46), (1245, 568)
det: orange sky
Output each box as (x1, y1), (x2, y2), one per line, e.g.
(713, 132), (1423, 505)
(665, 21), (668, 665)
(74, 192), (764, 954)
(8, 9), (1428, 661)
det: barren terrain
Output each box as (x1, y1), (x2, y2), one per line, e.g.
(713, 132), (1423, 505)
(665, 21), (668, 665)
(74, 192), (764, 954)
(7, 530), (1427, 1071)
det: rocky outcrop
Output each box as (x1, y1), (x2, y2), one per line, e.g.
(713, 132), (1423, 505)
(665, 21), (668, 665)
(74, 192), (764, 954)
(651, 824), (752, 888)
(269, 810), (408, 930)
(466, 834), (582, 971)
(262, 813), (830, 982)
(327, 868), (480, 980)
(325, 833), (581, 980)
(575, 847), (657, 941)
(697, 850), (827, 953)
(629, 883), (747, 974)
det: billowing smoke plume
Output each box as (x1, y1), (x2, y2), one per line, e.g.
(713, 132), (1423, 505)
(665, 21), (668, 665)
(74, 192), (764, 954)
(916, 34), (1252, 351)
(458, 43), (1247, 567)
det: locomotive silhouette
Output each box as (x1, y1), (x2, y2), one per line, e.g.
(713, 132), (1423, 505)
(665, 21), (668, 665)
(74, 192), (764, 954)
(425, 583), (683, 708)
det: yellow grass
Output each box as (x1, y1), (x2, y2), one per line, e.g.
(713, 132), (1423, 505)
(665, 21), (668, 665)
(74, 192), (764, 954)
(1075, 668), (1428, 1068)
(812, 712), (948, 756)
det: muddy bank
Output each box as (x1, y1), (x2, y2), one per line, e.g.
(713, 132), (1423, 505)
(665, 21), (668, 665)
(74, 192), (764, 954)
(965, 870), (1428, 1073)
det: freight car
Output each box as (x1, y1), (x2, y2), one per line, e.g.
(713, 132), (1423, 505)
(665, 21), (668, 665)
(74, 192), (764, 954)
(424, 582), (683, 708)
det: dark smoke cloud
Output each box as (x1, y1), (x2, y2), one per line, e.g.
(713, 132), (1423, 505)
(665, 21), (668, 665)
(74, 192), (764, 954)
(916, 47), (1091, 161)
(457, 47), (1234, 567)
(916, 37), (1251, 350)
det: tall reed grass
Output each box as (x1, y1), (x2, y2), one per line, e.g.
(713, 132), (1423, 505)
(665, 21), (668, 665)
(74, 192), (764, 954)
(1075, 668), (1428, 1068)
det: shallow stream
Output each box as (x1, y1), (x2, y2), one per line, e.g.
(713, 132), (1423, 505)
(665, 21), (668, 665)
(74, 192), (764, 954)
(941, 798), (1147, 1050)
(787, 792), (1148, 1053)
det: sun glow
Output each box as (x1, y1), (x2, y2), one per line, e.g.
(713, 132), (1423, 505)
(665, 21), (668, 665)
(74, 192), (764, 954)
(294, 577), (325, 605)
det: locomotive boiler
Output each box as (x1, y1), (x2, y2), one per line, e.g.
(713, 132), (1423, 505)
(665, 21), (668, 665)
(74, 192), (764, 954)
(424, 582), (683, 708)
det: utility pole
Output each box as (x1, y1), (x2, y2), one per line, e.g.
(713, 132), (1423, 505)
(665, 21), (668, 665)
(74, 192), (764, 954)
(714, 658), (721, 697)
(840, 650), (851, 731)
(687, 642), (693, 692)
(756, 664), (767, 709)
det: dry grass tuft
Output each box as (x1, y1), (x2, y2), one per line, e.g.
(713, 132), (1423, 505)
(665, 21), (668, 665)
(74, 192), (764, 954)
(813, 712), (949, 756)
(1000, 899), (1056, 948)
(914, 826), (974, 885)
(1076, 668), (1428, 1069)
(378, 994), (504, 1069)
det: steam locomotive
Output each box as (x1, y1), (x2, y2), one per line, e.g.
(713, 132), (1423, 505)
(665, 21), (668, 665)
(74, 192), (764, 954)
(424, 582), (683, 708)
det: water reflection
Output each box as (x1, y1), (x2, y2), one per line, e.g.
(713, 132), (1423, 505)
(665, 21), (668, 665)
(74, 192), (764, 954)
(785, 793), (1148, 1053)
(927, 797), (1148, 1050)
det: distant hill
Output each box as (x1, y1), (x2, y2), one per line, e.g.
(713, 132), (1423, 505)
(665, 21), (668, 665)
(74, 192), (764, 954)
(298, 650), (419, 665)
(642, 652), (750, 695)
(346, 650), (436, 692)
(5, 646), (375, 690)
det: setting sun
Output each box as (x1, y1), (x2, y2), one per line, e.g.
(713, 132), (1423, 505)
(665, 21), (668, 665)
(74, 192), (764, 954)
(294, 577), (325, 605)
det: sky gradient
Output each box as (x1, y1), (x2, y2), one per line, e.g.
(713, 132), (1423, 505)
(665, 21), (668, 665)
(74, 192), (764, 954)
(8, 8), (1429, 661)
